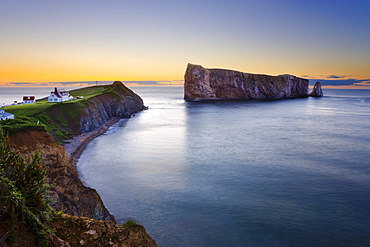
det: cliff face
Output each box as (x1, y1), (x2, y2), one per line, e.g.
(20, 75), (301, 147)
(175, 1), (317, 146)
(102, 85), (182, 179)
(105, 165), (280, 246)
(9, 130), (115, 222)
(8, 82), (147, 221)
(79, 81), (146, 133)
(184, 63), (309, 101)
(43, 81), (146, 137)
(7, 82), (158, 245)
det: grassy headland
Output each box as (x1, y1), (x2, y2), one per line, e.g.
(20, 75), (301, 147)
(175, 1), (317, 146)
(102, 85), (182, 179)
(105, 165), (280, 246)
(1, 82), (135, 142)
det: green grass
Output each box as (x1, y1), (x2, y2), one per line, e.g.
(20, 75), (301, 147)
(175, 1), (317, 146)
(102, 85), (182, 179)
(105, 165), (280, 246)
(2, 85), (114, 118)
(0, 82), (131, 142)
(69, 85), (111, 100)
(0, 116), (45, 135)
(2, 85), (112, 117)
(3, 98), (51, 117)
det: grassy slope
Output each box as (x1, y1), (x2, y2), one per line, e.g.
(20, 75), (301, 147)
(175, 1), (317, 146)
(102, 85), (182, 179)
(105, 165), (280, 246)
(3, 85), (111, 117)
(1, 83), (124, 142)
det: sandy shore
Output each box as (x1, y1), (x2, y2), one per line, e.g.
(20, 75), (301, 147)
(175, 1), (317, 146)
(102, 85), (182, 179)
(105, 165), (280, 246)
(64, 118), (120, 167)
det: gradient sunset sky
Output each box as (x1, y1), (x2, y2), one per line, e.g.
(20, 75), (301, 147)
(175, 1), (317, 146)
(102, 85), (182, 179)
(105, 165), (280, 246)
(1, 0), (369, 87)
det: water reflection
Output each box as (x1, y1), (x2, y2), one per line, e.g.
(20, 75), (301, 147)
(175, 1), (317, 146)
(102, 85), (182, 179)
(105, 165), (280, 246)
(77, 88), (370, 247)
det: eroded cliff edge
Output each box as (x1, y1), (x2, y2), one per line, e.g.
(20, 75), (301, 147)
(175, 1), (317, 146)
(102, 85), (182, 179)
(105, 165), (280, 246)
(30, 81), (146, 221)
(184, 63), (309, 101)
(5, 82), (157, 246)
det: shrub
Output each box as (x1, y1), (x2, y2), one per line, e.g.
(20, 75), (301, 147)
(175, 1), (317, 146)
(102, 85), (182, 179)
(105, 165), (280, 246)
(119, 220), (138, 228)
(0, 116), (45, 135)
(0, 128), (55, 246)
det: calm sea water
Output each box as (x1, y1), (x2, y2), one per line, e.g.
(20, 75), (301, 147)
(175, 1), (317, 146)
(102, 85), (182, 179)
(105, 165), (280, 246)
(78, 87), (367, 246)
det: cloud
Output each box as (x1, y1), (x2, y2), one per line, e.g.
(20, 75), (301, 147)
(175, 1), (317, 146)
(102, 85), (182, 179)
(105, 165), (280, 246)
(326, 75), (347, 79)
(6, 81), (104, 87)
(4, 80), (185, 87)
(123, 81), (159, 85)
(157, 80), (184, 85)
(354, 80), (370, 86)
(309, 79), (370, 87)
(122, 80), (184, 86)
(8, 82), (48, 86)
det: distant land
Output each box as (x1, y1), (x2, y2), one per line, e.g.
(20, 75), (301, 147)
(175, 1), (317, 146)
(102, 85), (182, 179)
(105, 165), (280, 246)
(1, 79), (369, 89)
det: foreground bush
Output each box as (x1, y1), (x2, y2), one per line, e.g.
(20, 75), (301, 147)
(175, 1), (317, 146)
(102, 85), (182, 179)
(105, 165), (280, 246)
(0, 128), (54, 246)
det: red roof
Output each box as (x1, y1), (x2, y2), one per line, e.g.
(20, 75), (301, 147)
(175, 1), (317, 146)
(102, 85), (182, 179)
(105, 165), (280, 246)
(51, 88), (69, 98)
(23, 96), (35, 100)
(51, 92), (62, 98)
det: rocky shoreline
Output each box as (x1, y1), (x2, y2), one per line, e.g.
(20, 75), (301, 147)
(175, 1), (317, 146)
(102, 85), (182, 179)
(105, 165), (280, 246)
(64, 118), (120, 167)
(3, 82), (157, 246)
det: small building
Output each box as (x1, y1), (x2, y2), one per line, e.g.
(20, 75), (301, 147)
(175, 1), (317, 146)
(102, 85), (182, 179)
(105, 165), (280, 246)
(23, 96), (36, 104)
(48, 87), (72, 102)
(0, 109), (14, 121)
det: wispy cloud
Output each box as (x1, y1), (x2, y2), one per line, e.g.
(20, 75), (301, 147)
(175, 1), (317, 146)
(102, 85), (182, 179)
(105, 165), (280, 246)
(8, 82), (48, 86)
(120, 80), (184, 86)
(326, 75), (348, 79)
(4, 80), (184, 87)
(6, 81), (105, 87)
(354, 80), (370, 86)
(309, 79), (370, 87)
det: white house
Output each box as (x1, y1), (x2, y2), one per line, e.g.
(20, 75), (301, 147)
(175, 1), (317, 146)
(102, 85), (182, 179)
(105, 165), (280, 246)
(23, 96), (36, 104)
(48, 88), (72, 102)
(0, 109), (14, 121)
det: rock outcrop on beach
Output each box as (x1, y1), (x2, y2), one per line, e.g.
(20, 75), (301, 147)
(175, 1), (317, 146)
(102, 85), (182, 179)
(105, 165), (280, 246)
(184, 63), (309, 101)
(309, 81), (324, 97)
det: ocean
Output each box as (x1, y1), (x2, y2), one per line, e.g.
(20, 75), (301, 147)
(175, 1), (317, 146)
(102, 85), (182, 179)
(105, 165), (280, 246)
(4, 86), (370, 246)
(77, 87), (370, 246)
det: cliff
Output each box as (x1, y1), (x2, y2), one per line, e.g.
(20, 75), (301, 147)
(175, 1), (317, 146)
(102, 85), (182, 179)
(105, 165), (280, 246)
(39, 81), (146, 139)
(184, 63), (309, 101)
(9, 130), (115, 222)
(78, 81), (146, 133)
(2, 82), (157, 246)
(8, 81), (146, 221)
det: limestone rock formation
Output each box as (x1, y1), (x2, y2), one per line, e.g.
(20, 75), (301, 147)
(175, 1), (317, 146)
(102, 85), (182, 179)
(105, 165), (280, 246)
(309, 81), (324, 97)
(184, 63), (309, 101)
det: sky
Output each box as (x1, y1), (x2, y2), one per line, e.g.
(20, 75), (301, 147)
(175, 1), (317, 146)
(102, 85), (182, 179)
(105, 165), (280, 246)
(0, 0), (369, 88)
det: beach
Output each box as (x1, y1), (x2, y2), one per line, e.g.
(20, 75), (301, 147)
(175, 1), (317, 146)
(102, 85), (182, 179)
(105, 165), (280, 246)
(64, 118), (120, 167)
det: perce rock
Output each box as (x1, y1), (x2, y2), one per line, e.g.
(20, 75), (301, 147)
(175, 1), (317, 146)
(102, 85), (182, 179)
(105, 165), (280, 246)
(309, 81), (324, 97)
(184, 63), (309, 101)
